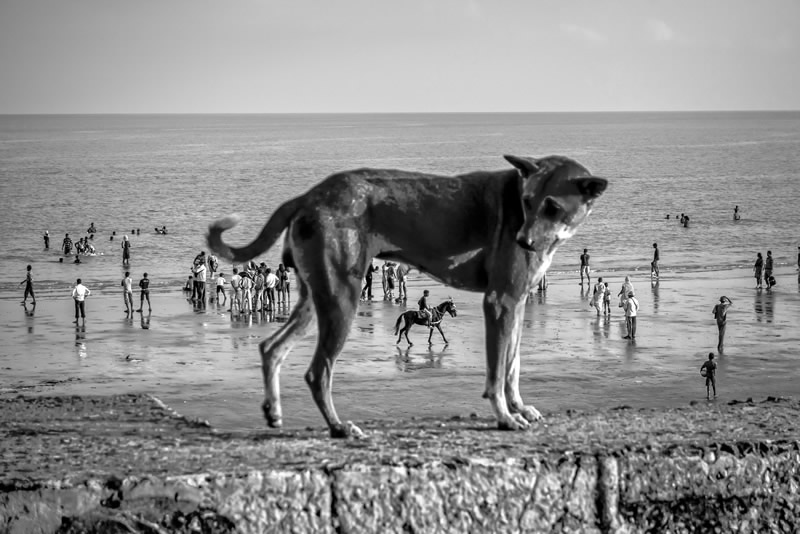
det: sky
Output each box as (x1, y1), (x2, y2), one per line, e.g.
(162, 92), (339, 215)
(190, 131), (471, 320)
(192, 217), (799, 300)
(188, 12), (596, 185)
(1, 0), (798, 113)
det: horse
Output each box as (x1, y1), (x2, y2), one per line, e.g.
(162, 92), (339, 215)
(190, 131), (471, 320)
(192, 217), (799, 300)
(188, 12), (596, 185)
(394, 299), (457, 346)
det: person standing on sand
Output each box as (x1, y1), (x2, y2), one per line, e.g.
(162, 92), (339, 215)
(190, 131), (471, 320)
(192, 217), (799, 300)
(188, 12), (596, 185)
(215, 272), (227, 306)
(623, 291), (639, 340)
(71, 278), (90, 322)
(603, 282), (611, 316)
(651, 243), (660, 279)
(20, 264), (36, 305)
(764, 250), (774, 290)
(361, 261), (378, 301)
(579, 248), (590, 285)
(136, 273), (151, 312)
(700, 353), (717, 400)
(753, 252), (763, 289)
(591, 277), (605, 316)
(712, 296), (732, 352)
(121, 271), (133, 314)
(229, 268), (242, 313)
(43, 231), (49, 250)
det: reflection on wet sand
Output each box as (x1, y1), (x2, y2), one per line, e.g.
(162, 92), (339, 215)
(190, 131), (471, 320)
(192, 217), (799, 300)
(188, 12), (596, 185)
(75, 325), (87, 358)
(651, 280), (660, 314)
(754, 290), (774, 323)
(395, 345), (448, 373)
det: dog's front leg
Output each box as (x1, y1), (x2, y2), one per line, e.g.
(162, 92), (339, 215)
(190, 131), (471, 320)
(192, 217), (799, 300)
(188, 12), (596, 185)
(504, 321), (542, 423)
(482, 291), (530, 430)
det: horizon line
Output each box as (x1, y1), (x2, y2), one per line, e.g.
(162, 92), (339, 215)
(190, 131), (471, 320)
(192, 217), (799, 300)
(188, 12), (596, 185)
(1, 109), (799, 117)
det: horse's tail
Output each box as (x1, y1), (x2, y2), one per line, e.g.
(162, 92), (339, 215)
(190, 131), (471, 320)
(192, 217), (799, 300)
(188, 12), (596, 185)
(207, 197), (303, 264)
(394, 313), (405, 335)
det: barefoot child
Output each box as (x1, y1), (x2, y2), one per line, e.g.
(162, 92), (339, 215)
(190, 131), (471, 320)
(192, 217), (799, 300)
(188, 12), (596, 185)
(20, 265), (35, 305)
(700, 353), (717, 400)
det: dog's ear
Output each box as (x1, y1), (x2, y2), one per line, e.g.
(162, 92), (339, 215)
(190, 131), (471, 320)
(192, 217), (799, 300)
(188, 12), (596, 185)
(504, 155), (540, 178)
(574, 177), (608, 199)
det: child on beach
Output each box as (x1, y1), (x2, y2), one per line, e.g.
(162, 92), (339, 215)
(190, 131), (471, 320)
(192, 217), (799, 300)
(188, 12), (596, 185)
(591, 277), (605, 316)
(136, 273), (151, 312)
(216, 272), (227, 306)
(20, 265), (35, 305)
(700, 353), (717, 400)
(603, 282), (611, 315)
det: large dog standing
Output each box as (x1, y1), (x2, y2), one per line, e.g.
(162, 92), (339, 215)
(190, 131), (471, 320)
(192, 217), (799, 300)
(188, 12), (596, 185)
(208, 155), (607, 438)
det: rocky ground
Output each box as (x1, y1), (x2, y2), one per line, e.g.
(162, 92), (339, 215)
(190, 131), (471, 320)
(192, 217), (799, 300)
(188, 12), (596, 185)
(2, 394), (799, 533)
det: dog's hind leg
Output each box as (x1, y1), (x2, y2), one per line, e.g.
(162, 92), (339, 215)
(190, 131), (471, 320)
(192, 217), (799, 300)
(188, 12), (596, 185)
(504, 322), (542, 423)
(259, 277), (313, 428)
(482, 291), (530, 430)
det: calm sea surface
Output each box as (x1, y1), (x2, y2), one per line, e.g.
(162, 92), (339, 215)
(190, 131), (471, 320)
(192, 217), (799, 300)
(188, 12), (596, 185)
(1, 112), (799, 430)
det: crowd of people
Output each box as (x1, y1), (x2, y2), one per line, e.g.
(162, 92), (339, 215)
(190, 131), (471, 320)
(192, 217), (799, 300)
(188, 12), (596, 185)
(184, 252), (292, 315)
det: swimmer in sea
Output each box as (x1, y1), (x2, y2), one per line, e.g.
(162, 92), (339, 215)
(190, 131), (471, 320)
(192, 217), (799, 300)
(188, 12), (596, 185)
(733, 205), (740, 221)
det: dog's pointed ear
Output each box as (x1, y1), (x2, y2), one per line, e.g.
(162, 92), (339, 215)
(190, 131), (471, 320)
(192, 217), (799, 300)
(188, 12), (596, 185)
(574, 177), (608, 199)
(504, 155), (540, 178)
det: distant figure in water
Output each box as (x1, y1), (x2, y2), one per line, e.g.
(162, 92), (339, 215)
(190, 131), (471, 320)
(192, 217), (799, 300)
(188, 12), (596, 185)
(680, 213), (685, 224)
(733, 205), (741, 221)
(87, 222), (96, 233)
(665, 214), (670, 219)
(712, 296), (732, 352)
(683, 216), (690, 228)
(700, 353), (717, 400)
(43, 231), (49, 249)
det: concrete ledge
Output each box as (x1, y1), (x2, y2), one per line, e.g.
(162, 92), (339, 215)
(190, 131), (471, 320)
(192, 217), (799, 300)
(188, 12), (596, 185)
(2, 395), (799, 533)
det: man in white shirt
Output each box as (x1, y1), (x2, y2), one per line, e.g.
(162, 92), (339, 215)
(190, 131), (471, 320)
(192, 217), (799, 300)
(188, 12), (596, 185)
(194, 261), (207, 302)
(72, 278), (91, 322)
(264, 268), (279, 311)
(121, 271), (133, 314)
(229, 268), (242, 313)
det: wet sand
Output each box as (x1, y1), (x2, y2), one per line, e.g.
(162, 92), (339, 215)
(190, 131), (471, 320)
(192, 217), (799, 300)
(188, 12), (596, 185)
(1, 267), (799, 431)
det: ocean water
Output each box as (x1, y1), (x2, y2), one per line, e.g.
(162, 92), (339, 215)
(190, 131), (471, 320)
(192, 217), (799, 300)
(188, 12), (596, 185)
(1, 112), (799, 430)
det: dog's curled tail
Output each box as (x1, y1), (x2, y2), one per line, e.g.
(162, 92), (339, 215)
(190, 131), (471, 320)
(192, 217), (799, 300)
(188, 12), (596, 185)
(207, 198), (302, 263)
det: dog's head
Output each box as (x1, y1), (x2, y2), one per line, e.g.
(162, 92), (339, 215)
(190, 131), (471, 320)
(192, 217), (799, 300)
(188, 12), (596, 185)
(505, 155), (607, 264)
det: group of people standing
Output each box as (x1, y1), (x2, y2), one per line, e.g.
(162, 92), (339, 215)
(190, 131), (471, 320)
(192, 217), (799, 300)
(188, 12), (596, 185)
(190, 255), (291, 315)
(361, 260), (409, 302)
(752, 251), (775, 290)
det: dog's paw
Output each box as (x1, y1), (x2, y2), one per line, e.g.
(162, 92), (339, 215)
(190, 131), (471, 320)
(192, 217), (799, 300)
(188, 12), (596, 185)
(330, 421), (367, 439)
(517, 405), (543, 422)
(497, 414), (530, 431)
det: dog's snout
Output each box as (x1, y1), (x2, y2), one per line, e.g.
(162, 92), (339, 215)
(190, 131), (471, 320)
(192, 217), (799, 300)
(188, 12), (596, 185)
(516, 235), (535, 251)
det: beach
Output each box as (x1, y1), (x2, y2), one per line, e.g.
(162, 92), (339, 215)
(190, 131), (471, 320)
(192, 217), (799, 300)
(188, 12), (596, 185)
(3, 265), (799, 432)
(2, 112), (800, 432)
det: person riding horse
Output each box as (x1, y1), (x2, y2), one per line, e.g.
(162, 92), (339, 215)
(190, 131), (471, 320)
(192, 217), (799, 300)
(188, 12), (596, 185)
(395, 298), (457, 346)
(418, 289), (432, 327)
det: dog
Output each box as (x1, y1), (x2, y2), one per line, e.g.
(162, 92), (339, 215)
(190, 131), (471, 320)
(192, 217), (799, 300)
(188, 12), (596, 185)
(208, 154), (607, 438)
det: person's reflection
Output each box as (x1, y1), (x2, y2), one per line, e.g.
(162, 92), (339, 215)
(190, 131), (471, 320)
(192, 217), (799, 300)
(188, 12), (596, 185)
(754, 290), (765, 322)
(650, 280), (660, 314)
(140, 311), (151, 330)
(764, 293), (774, 323)
(23, 302), (35, 333)
(75, 324), (87, 358)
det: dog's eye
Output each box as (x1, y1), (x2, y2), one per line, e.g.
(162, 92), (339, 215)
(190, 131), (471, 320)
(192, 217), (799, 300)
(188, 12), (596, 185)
(542, 198), (561, 218)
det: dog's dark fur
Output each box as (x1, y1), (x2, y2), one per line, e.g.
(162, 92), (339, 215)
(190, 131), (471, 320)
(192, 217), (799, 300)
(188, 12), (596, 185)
(208, 155), (607, 437)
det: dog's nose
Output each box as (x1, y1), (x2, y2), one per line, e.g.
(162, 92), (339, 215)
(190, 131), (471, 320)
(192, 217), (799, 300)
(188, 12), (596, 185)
(516, 235), (535, 251)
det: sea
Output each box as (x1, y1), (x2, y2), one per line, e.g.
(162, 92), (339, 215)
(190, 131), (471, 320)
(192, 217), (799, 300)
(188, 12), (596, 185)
(1, 112), (799, 431)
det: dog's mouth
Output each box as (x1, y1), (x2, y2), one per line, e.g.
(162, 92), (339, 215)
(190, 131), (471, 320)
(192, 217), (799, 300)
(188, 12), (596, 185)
(516, 237), (536, 251)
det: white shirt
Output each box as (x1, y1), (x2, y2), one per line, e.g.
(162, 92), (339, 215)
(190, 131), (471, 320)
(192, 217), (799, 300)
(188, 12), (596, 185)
(265, 273), (279, 289)
(122, 277), (132, 292)
(216, 276), (226, 287)
(625, 297), (639, 317)
(230, 274), (241, 291)
(195, 263), (207, 282)
(72, 284), (91, 301)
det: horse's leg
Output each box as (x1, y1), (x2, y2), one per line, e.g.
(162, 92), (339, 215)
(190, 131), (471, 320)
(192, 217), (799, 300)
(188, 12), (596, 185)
(504, 319), (542, 423)
(404, 321), (413, 346)
(260, 277), (313, 428)
(436, 324), (448, 344)
(482, 290), (530, 430)
(428, 325), (434, 345)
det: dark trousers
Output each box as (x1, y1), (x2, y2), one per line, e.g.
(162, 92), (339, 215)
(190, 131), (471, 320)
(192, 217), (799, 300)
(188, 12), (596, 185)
(74, 300), (85, 319)
(362, 276), (373, 299)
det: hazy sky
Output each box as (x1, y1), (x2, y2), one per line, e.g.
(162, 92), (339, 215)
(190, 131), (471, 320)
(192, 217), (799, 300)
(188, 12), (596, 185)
(1, 0), (798, 113)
